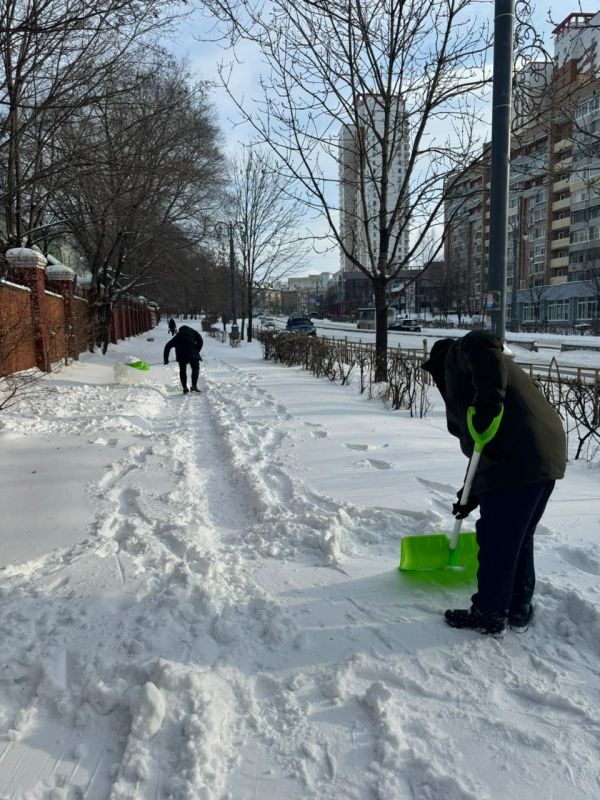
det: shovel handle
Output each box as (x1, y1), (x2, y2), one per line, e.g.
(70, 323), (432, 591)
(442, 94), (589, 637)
(467, 405), (504, 453)
(449, 449), (482, 550)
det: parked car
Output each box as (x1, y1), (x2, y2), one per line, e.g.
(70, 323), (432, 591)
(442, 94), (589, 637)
(388, 318), (422, 332)
(262, 317), (277, 329)
(286, 315), (317, 335)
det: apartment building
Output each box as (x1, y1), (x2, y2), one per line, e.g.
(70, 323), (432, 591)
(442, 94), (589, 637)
(338, 94), (410, 273)
(444, 11), (600, 324)
(287, 273), (332, 292)
(444, 156), (489, 313)
(287, 272), (332, 314)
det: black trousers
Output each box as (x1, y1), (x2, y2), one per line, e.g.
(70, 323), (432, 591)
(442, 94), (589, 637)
(472, 480), (555, 615)
(177, 358), (200, 390)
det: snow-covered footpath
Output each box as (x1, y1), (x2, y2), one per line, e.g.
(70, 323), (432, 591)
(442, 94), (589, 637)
(0, 321), (599, 800)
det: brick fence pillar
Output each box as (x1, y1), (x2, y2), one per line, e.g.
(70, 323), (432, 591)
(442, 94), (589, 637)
(46, 261), (77, 360)
(6, 247), (50, 372)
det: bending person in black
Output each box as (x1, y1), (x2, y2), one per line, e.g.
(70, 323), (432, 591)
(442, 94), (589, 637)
(163, 325), (204, 394)
(422, 331), (566, 636)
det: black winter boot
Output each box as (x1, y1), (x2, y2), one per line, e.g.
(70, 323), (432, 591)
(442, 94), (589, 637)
(444, 605), (506, 637)
(508, 604), (534, 633)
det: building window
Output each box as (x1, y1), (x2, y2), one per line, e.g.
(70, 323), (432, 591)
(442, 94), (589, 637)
(577, 298), (598, 319)
(546, 300), (570, 321)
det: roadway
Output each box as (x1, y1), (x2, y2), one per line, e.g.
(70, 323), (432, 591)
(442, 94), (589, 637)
(262, 318), (600, 381)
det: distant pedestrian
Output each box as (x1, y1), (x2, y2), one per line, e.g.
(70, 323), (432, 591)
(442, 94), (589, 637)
(168, 318), (177, 336)
(164, 325), (203, 394)
(422, 330), (566, 636)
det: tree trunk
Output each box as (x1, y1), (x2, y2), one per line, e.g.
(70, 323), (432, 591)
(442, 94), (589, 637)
(247, 284), (253, 343)
(373, 278), (388, 383)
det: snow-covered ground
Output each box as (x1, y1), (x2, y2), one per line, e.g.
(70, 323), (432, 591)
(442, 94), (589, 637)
(1, 321), (599, 800)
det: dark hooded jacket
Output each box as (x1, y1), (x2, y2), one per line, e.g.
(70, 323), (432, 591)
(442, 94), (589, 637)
(164, 325), (203, 363)
(422, 330), (566, 494)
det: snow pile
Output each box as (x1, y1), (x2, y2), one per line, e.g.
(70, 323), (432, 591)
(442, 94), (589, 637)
(114, 357), (151, 385)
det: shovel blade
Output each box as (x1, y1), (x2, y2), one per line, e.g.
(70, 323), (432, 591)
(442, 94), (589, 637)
(399, 531), (478, 572)
(126, 360), (150, 371)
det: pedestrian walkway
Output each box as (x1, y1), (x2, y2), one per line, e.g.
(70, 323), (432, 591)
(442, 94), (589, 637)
(0, 322), (598, 799)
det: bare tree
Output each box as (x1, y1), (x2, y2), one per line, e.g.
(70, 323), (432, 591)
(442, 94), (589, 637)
(0, 0), (187, 249)
(230, 148), (307, 342)
(148, 237), (230, 319)
(525, 280), (547, 332)
(205, 0), (491, 379)
(48, 59), (225, 351)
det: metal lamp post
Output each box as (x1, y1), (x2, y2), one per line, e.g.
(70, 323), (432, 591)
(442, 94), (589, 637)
(213, 220), (245, 340)
(510, 221), (519, 330)
(509, 219), (529, 331)
(487, 0), (515, 341)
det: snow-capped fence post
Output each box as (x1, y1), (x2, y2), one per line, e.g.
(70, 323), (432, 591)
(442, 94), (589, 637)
(45, 261), (77, 361)
(6, 247), (50, 372)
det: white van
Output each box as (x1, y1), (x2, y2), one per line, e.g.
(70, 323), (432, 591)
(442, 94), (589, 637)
(356, 307), (395, 330)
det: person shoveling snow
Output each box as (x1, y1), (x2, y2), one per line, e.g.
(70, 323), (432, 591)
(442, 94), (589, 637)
(163, 325), (203, 394)
(421, 330), (566, 637)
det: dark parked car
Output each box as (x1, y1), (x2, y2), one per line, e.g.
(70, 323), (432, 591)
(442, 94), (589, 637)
(388, 318), (422, 332)
(286, 316), (317, 335)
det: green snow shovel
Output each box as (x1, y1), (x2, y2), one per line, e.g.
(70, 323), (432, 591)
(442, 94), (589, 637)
(399, 406), (504, 572)
(125, 358), (151, 371)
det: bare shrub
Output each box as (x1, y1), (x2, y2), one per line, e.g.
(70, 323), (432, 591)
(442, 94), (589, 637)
(0, 315), (44, 411)
(562, 379), (600, 461)
(257, 331), (430, 417)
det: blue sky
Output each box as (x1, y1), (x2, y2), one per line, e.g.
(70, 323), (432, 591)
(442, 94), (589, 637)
(168, 1), (588, 277)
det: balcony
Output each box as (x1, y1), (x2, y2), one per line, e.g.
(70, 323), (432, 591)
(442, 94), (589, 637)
(552, 197), (571, 211)
(569, 178), (588, 193)
(554, 139), (572, 153)
(550, 255), (569, 268)
(554, 156), (572, 170)
(550, 275), (568, 285)
(551, 237), (569, 250)
(553, 178), (570, 192)
(551, 216), (570, 230)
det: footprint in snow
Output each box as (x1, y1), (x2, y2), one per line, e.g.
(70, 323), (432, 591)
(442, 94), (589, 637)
(347, 442), (390, 450)
(415, 476), (456, 495)
(312, 430), (328, 439)
(358, 458), (393, 470)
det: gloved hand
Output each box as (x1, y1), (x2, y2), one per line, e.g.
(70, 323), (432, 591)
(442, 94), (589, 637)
(472, 404), (502, 435)
(452, 487), (479, 519)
